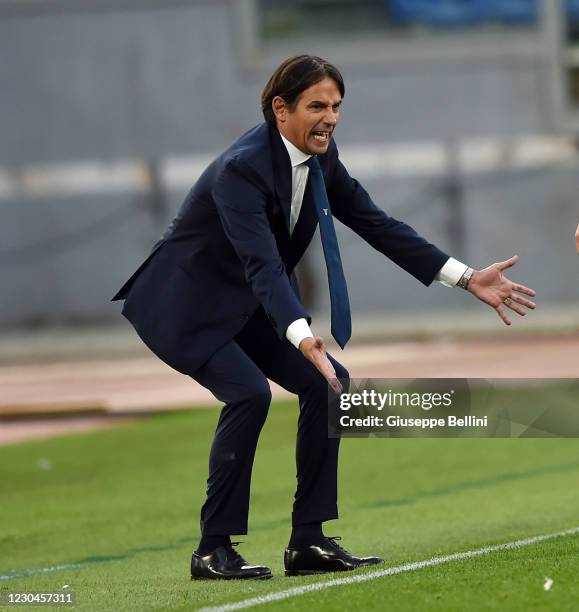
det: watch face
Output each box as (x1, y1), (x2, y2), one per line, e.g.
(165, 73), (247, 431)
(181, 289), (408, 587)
(458, 268), (472, 289)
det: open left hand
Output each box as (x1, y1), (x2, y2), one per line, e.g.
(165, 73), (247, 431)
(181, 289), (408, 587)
(467, 255), (536, 325)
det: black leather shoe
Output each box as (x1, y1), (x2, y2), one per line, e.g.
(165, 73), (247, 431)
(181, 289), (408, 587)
(284, 536), (384, 576)
(191, 543), (272, 580)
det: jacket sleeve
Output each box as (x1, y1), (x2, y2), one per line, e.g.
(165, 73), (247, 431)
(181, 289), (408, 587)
(326, 150), (450, 286)
(212, 158), (310, 337)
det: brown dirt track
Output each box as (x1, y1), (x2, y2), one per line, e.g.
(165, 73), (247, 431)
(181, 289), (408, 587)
(1, 333), (577, 445)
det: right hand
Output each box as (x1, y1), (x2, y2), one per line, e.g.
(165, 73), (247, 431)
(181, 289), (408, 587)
(299, 336), (343, 394)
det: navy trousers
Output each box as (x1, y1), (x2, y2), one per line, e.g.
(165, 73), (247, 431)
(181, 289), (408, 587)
(192, 307), (348, 536)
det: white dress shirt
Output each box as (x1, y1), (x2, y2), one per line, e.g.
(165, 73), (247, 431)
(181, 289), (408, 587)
(278, 134), (468, 349)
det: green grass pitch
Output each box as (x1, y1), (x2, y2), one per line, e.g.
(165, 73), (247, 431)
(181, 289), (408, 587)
(1, 398), (579, 611)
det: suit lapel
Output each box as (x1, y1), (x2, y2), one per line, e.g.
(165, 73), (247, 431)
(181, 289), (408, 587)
(269, 126), (292, 233)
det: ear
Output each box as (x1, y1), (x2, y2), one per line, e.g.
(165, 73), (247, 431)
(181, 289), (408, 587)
(272, 96), (287, 123)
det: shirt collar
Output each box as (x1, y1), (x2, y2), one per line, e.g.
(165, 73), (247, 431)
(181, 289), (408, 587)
(280, 133), (311, 167)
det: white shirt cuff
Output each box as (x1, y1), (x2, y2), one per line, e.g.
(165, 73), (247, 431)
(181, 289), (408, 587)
(286, 318), (314, 349)
(435, 257), (469, 287)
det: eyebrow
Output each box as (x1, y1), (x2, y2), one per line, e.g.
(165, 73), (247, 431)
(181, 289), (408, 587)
(307, 100), (342, 107)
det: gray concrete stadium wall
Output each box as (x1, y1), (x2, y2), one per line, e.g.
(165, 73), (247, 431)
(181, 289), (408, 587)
(0, 1), (577, 328)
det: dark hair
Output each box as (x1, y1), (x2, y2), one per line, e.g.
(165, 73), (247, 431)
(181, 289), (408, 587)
(261, 55), (345, 124)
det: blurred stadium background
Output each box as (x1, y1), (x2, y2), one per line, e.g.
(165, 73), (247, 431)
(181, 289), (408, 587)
(2, 3), (579, 610)
(1, 0), (578, 431)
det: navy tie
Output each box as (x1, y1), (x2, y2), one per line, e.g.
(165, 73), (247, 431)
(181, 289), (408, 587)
(305, 156), (351, 349)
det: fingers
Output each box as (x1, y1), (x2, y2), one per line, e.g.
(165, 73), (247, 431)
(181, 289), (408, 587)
(306, 338), (343, 394)
(301, 336), (343, 394)
(511, 282), (536, 297)
(496, 254), (519, 271)
(495, 305), (512, 326)
(510, 293), (536, 310)
(326, 360), (337, 379)
(496, 288), (536, 325)
(503, 297), (526, 316)
(320, 359), (342, 394)
(328, 377), (343, 394)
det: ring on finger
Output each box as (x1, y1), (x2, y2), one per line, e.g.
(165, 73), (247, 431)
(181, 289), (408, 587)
(503, 297), (512, 306)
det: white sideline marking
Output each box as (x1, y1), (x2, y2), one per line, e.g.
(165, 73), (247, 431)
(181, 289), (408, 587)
(198, 526), (579, 612)
(0, 562), (88, 581)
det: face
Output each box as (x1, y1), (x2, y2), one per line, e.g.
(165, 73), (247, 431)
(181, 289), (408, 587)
(273, 76), (342, 155)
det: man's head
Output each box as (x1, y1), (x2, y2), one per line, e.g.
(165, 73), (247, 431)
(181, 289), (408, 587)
(261, 55), (345, 155)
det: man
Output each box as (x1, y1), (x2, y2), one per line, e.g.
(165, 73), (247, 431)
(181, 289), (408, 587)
(112, 55), (536, 580)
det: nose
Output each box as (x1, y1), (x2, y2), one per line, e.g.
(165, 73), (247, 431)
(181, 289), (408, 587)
(323, 107), (339, 127)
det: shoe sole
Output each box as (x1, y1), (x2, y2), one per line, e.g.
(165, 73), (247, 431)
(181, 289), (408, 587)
(285, 561), (385, 576)
(191, 573), (273, 581)
(284, 568), (355, 576)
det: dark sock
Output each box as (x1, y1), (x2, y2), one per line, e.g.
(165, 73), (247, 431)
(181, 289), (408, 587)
(289, 522), (324, 548)
(195, 534), (231, 556)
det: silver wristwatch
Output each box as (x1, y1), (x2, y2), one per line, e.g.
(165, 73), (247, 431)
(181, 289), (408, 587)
(457, 267), (474, 290)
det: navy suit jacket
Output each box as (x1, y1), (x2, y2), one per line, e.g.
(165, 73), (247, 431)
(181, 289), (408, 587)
(112, 122), (449, 375)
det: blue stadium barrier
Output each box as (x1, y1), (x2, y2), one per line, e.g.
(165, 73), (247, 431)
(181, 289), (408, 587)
(389, 1), (484, 27)
(388, 0), (538, 27)
(567, 0), (579, 21)
(481, 0), (537, 24)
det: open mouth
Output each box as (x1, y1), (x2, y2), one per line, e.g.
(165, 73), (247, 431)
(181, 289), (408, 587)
(311, 130), (330, 143)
